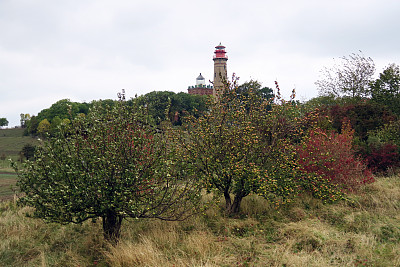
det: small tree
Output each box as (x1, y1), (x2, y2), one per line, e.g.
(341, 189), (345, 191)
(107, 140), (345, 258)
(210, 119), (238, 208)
(0, 118), (8, 128)
(37, 119), (51, 137)
(183, 82), (264, 214)
(14, 102), (204, 243)
(316, 52), (375, 98)
(370, 63), (400, 115)
(20, 113), (31, 128)
(182, 78), (302, 214)
(21, 144), (36, 161)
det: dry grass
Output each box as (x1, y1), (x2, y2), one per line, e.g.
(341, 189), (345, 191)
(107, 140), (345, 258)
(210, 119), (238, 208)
(1, 175), (400, 266)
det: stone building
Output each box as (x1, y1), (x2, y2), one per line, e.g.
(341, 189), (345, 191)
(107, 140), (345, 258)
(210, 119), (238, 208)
(187, 43), (228, 97)
(187, 73), (213, 95)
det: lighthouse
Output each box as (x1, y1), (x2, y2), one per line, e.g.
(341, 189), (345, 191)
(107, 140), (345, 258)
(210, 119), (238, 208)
(213, 43), (228, 97)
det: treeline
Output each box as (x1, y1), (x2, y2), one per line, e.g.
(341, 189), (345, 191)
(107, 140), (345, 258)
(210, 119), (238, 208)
(23, 91), (209, 137)
(309, 55), (400, 173)
(24, 80), (274, 137)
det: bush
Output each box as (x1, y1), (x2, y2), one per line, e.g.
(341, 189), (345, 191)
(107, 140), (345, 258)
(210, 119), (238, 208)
(296, 121), (374, 194)
(328, 102), (396, 141)
(366, 143), (400, 174)
(21, 144), (36, 161)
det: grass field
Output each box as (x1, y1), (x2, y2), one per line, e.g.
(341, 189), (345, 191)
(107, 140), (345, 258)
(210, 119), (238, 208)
(0, 128), (38, 157)
(1, 128), (400, 266)
(0, 172), (17, 201)
(0, 175), (399, 266)
(0, 128), (37, 201)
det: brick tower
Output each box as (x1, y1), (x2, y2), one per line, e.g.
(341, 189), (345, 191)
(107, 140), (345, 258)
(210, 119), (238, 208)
(213, 43), (228, 97)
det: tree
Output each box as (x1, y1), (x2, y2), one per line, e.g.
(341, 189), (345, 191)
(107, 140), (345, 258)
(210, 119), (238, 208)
(370, 63), (400, 115)
(134, 91), (208, 125)
(327, 102), (395, 141)
(50, 116), (62, 136)
(37, 119), (51, 137)
(20, 113), (31, 128)
(14, 102), (204, 243)
(237, 80), (274, 100)
(316, 52), (375, 98)
(0, 118), (9, 127)
(296, 122), (374, 195)
(21, 144), (36, 161)
(182, 78), (302, 214)
(25, 116), (39, 136)
(183, 88), (264, 214)
(36, 99), (93, 125)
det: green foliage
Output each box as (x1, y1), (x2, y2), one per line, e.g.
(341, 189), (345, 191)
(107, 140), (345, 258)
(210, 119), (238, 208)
(0, 118), (9, 127)
(20, 113), (30, 128)
(237, 80), (274, 100)
(37, 119), (50, 137)
(25, 115), (39, 136)
(370, 120), (400, 148)
(36, 99), (90, 123)
(134, 91), (208, 125)
(49, 116), (62, 136)
(21, 143), (36, 161)
(13, 102), (204, 242)
(370, 63), (400, 115)
(182, 78), (309, 214)
(182, 81), (265, 214)
(327, 102), (396, 141)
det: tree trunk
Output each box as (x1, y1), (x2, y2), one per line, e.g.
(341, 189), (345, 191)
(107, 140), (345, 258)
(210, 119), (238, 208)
(229, 195), (243, 214)
(224, 192), (244, 215)
(224, 191), (232, 211)
(102, 210), (123, 244)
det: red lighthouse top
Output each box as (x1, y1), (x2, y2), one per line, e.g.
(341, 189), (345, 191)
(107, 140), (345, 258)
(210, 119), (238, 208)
(213, 43), (228, 59)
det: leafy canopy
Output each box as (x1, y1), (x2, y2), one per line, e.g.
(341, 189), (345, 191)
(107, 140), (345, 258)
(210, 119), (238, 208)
(14, 102), (204, 242)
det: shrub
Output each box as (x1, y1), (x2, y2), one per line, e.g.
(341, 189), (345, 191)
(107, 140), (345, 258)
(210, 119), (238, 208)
(366, 143), (400, 174)
(296, 121), (374, 194)
(328, 102), (395, 141)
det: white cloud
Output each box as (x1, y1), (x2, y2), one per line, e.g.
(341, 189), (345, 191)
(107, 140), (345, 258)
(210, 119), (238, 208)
(1, 0), (400, 127)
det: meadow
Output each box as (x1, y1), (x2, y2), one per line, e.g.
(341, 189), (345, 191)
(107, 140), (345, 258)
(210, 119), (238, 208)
(0, 128), (32, 201)
(0, 128), (37, 156)
(0, 175), (399, 266)
(1, 116), (400, 266)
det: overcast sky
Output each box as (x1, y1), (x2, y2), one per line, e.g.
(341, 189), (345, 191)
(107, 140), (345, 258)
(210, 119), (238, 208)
(1, 0), (400, 127)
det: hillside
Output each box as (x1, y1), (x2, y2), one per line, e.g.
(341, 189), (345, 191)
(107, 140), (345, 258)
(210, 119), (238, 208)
(0, 175), (399, 266)
(0, 128), (37, 158)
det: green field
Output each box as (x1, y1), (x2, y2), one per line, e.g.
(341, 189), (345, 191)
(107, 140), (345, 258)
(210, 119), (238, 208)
(0, 128), (37, 200)
(0, 128), (37, 157)
(0, 172), (17, 201)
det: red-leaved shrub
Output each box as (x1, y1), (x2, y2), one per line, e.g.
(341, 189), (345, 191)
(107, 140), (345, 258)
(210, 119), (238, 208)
(296, 120), (374, 192)
(366, 143), (400, 174)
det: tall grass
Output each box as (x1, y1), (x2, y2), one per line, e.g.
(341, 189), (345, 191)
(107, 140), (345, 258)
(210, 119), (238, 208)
(0, 175), (400, 266)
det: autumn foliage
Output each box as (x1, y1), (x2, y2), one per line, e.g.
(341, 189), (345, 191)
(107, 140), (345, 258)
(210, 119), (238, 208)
(296, 120), (374, 194)
(366, 143), (400, 173)
(14, 79), (378, 242)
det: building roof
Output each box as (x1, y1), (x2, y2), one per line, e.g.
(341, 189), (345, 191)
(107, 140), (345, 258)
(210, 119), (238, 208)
(196, 73), (205, 80)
